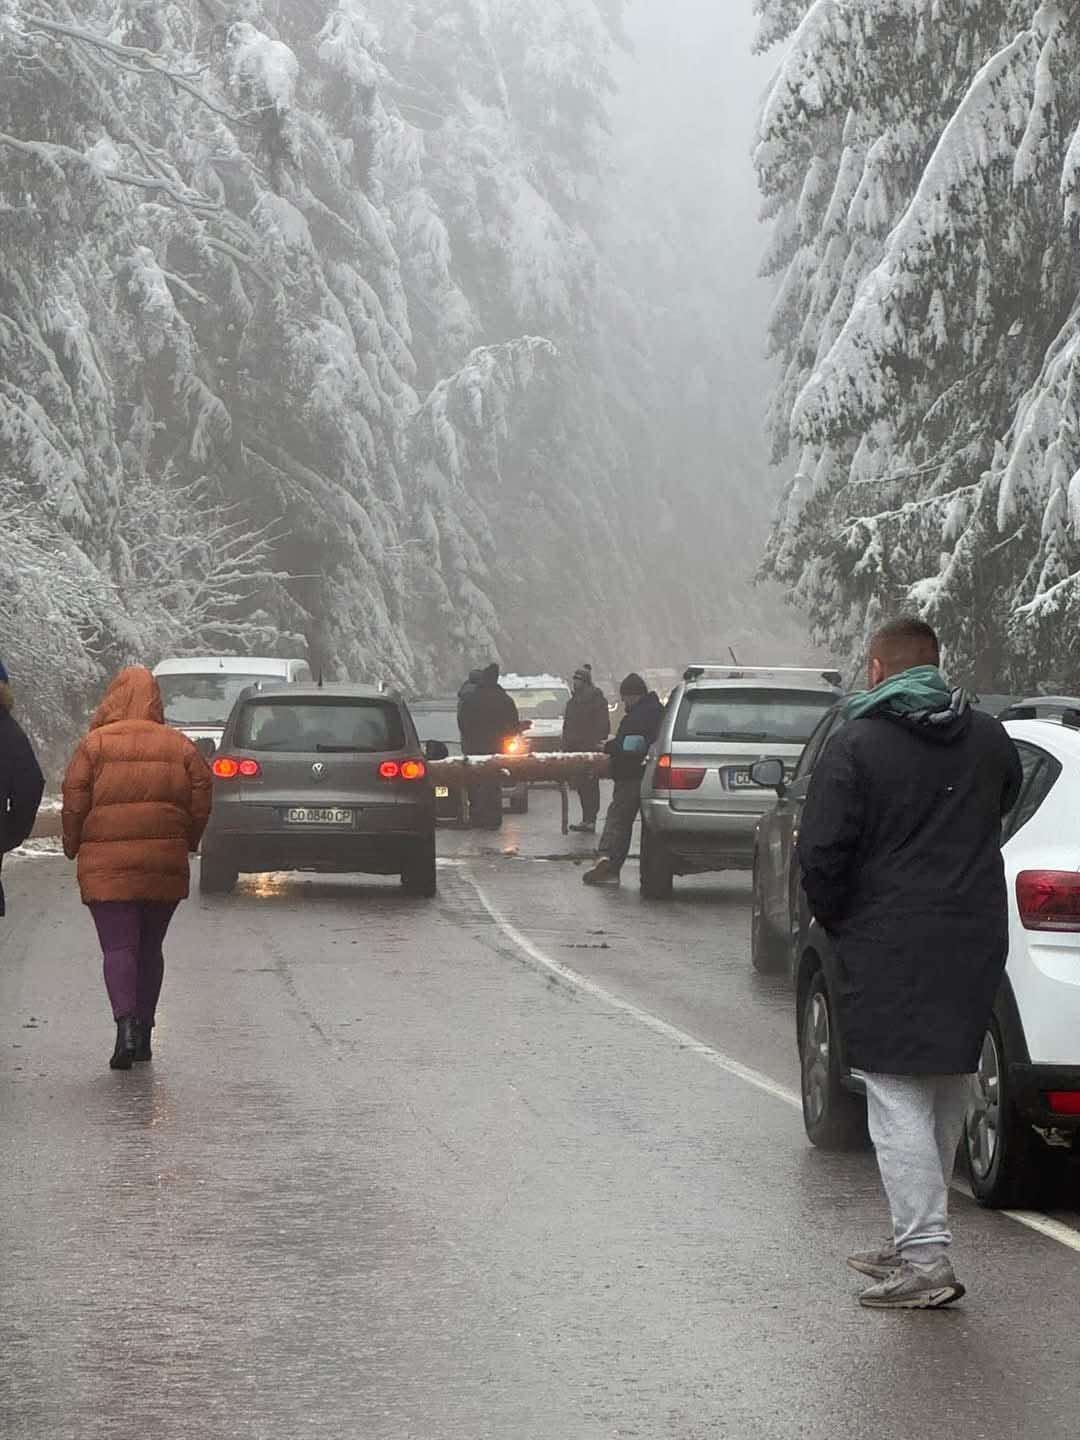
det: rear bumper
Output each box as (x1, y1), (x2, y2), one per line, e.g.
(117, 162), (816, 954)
(641, 800), (760, 870)
(205, 800), (432, 873)
(1010, 1063), (1080, 1129)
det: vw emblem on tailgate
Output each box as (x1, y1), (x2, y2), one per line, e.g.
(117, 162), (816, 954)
(311, 762), (327, 780)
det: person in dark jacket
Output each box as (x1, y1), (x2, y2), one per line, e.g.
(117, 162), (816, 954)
(457, 663), (520, 830)
(562, 664), (610, 833)
(0, 660), (46, 919)
(583, 673), (664, 886)
(798, 618), (1022, 1310)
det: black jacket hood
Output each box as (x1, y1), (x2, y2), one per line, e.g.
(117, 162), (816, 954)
(880, 688), (973, 746)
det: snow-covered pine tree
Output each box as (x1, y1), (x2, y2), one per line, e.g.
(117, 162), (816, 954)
(757, 0), (1080, 687)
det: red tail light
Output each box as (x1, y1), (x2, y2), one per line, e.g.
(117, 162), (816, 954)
(380, 759), (427, 782)
(653, 754), (706, 791)
(1046, 1091), (1080, 1116)
(1016, 870), (1080, 931)
(212, 756), (261, 780)
(502, 735), (528, 755)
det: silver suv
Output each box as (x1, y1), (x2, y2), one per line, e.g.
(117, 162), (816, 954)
(638, 665), (842, 898)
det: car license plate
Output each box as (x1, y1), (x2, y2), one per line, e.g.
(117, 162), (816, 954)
(725, 767), (757, 790)
(284, 806), (353, 826)
(435, 786), (450, 799)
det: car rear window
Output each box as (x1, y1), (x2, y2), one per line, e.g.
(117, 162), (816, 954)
(508, 687), (571, 720)
(236, 699), (406, 754)
(411, 708), (461, 746)
(158, 673), (286, 727)
(675, 688), (838, 745)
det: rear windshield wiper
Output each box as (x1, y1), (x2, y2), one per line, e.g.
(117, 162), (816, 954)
(315, 744), (378, 753)
(693, 731), (771, 742)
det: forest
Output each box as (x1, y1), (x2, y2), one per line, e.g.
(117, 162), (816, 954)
(1, 0), (778, 746)
(756, 0), (1080, 688)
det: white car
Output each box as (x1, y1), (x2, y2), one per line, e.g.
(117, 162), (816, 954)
(964, 717), (1080, 1206)
(152, 656), (312, 755)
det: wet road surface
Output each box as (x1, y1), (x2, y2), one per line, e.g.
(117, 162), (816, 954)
(2, 790), (1079, 1438)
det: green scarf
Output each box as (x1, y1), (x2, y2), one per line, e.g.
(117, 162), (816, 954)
(845, 665), (952, 721)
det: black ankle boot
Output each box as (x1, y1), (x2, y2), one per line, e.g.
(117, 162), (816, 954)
(133, 1021), (153, 1063)
(110, 1017), (137, 1070)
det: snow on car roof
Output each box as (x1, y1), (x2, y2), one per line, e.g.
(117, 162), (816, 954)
(502, 673), (569, 690)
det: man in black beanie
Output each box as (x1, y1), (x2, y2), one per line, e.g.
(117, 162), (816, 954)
(583, 673), (663, 886)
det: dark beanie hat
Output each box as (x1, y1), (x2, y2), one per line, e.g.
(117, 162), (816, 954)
(620, 672), (647, 696)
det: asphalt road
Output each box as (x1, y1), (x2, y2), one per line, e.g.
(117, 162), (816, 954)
(2, 789), (1079, 1439)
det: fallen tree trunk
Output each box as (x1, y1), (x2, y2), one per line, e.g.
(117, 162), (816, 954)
(428, 751), (610, 783)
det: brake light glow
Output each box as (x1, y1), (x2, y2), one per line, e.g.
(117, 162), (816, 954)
(379, 759), (428, 782)
(502, 735), (527, 755)
(1016, 870), (1080, 932)
(653, 755), (706, 791)
(212, 756), (261, 780)
(1046, 1091), (1080, 1116)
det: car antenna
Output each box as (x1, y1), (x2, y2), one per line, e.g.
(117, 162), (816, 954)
(728, 646), (740, 665)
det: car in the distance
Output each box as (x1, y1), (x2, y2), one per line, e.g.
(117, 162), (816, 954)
(200, 683), (447, 898)
(750, 712), (1080, 1208)
(153, 656), (312, 757)
(410, 697), (466, 822)
(637, 664), (842, 898)
(502, 674), (572, 754)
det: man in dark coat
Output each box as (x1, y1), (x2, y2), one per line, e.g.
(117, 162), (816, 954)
(798, 618), (1022, 1310)
(583, 673), (664, 886)
(457, 663), (520, 830)
(562, 664), (610, 833)
(0, 659), (46, 918)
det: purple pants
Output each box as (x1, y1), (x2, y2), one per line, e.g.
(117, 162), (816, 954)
(89, 901), (177, 1023)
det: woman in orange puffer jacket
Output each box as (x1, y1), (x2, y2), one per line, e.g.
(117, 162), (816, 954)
(62, 667), (212, 1070)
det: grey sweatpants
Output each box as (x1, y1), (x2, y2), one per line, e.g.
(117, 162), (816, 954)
(861, 1073), (974, 1258)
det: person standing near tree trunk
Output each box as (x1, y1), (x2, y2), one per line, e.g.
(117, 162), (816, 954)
(0, 659), (46, 921)
(582, 673), (663, 886)
(562, 664), (610, 833)
(798, 618), (1022, 1309)
(62, 666), (212, 1070)
(457, 662), (520, 830)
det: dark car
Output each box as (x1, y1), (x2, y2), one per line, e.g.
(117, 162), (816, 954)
(749, 707), (1080, 1205)
(410, 698), (467, 822)
(200, 684), (448, 897)
(998, 695), (1080, 726)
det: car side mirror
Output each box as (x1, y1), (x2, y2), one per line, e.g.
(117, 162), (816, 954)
(195, 737), (218, 760)
(751, 758), (786, 795)
(518, 719), (533, 732)
(424, 740), (450, 762)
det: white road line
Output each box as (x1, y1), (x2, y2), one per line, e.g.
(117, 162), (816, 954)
(467, 874), (801, 1112)
(466, 872), (1080, 1258)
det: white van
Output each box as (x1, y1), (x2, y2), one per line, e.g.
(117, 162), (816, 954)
(152, 656), (312, 752)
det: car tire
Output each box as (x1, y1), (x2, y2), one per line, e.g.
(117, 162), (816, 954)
(751, 858), (785, 974)
(200, 850), (238, 896)
(401, 835), (437, 898)
(639, 822), (674, 900)
(964, 1017), (1059, 1208)
(508, 785), (529, 815)
(800, 969), (869, 1151)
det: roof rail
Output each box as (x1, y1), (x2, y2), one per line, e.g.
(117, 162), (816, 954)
(682, 664), (843, 688)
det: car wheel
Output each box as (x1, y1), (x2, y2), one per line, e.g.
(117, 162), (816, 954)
(750, 858), (785, 974)
(200, 850), (237, 896)
(639, 822), (674, 900)
(800, 970), (869, 1150)
(964, 1018), (1058, 1208)
(401, 835), (437, 898)
(508, 785), (529, 815)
